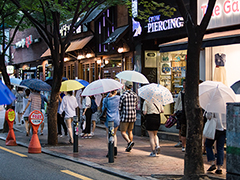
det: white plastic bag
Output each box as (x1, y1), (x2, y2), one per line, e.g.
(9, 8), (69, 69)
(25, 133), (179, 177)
(203, 118), (217, 140)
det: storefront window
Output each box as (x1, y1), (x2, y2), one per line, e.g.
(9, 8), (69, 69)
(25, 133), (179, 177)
(158, 50), (187, 113)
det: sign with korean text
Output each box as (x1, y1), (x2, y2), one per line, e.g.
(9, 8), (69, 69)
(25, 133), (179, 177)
(29, 110), (44, 126)
(198, 0), (240, 29)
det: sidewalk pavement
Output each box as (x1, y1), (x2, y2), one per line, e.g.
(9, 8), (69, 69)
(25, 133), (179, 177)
(0, 120), (226, 180)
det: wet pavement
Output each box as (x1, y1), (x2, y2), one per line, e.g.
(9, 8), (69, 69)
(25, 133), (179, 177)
(0, 109), (226, 180)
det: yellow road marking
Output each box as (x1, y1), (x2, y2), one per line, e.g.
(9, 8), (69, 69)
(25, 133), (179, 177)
(0, 146), (27, 157)
(61, 170), (93, 180)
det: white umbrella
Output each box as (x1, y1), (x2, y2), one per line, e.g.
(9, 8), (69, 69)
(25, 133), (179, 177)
(116, 70), (149, 84)
(138, 83), (174, 105)
(199, 81), (236, 113)
(81, 79), (123, 96)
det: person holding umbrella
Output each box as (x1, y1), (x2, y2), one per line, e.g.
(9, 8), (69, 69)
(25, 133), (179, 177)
(142, 100), (164, 157)
(119, 81), (138, 152)
(102, 90), (120, 157)
(59, 91), (78, 144)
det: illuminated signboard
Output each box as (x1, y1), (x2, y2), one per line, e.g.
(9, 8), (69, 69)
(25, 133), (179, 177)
(198, 0), (240, 29)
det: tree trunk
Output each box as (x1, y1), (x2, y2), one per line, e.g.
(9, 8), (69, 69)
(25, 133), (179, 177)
(47, 49), (64, 145)
(183, 33), (205, 179)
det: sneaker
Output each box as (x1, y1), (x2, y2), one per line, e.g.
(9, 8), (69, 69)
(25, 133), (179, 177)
(182, 147), (185, 152)
(90, 132), (94, 137)
(155, 146), (161, 154)
(59, 135), (63, 137)
(149, 152), (156, 157)
(207, 165), (216, 172)
(126, 141), (134, 152)
(174, 141), (182, 147)
(80, 133), (85, 137)
(215, 169), (222, 174)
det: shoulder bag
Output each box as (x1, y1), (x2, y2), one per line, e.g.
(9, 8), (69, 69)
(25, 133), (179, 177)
(203, 118), (217, 140)
(99, 98), (108, 122)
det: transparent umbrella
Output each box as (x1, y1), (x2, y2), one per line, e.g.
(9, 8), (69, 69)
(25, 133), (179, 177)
(81, 79), (123, 96)
(116, 70), (149, 84)
(199, 81), (236, 113)
(138, 83), (174, 105)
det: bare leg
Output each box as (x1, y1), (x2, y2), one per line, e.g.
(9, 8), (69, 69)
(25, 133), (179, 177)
(153, 131), (159, 147)
(121, 131), (131, 143)
(24, 120), (29, 135)
(148, 131), (155, 152)
(181, 136), (186, 148)
(91, 120), (96, 133)
(66, 118), (73, 143)
(40, 122), (44, 133)
(128, 130), (133, 142)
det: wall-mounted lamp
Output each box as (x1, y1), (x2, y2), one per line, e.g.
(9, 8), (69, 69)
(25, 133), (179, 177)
(117, 47), (124, 53)
(86, 53), (93, 58)
(77, 55), (85, 59)
(64, 57), (69, 62)
(97, 59), (101, 64)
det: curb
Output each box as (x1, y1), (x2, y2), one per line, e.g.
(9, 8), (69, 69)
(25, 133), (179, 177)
(0, 135), (152, 180)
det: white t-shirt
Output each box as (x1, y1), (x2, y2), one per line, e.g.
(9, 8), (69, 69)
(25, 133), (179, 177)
(59, 95), (78, 118)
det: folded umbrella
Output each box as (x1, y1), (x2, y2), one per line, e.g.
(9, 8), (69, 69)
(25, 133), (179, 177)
(0, 81), (16, 105)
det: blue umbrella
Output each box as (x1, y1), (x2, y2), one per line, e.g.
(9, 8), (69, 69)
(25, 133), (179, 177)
(75, 79), (89, 87)
(45, 77), (68, 86)
(20, 79), (51, 92)
(0, 81), (16, 105)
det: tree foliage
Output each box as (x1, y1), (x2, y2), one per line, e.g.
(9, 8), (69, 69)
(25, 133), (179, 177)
(126, 0), (176, 21)
(10, 0), (126, 145)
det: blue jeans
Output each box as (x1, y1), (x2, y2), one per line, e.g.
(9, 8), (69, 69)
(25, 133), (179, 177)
(205, 130), (226, 166)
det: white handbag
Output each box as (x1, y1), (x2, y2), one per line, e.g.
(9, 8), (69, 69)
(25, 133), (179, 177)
(203, 118), (217, 140)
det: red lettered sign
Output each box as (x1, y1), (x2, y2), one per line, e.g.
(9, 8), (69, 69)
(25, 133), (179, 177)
(29, 110), (43, 126)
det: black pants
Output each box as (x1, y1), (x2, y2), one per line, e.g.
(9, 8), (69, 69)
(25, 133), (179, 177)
(83, 108), (92, 134)
(57, 113), (67, 135)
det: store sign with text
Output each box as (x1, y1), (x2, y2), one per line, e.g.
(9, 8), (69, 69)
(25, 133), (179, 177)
(147, 15), (184, 33)
(197, 0), (240, 29)
(15, 35), (41, 49)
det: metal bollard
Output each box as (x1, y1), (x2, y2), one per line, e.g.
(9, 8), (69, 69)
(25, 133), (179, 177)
(108, 121), (114, 163)
(73, 116), (78, 152)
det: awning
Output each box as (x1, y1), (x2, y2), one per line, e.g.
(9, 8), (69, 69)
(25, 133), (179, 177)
(159, 29), (240, 52)
(41, 48), (51, 58)
(82, 4), (107, 25)
(66, 36), (93, 52)
(40, 36), (93, 58)
(103, 25), (129, 44)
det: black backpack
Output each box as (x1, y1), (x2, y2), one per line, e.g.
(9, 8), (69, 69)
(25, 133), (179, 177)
(90, 98), (97, 113)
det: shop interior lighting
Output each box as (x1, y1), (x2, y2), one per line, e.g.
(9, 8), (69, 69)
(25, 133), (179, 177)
(64, 57), (69, 62)
(105, 60), (109, 64)
(86, 53), (93, 58)
(118, 47), (124, 53)
(97, 59), (101, 64)
(77, 55), (85, 59)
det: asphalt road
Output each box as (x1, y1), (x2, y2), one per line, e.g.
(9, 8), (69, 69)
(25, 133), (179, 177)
(0, 140), (125, 180)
